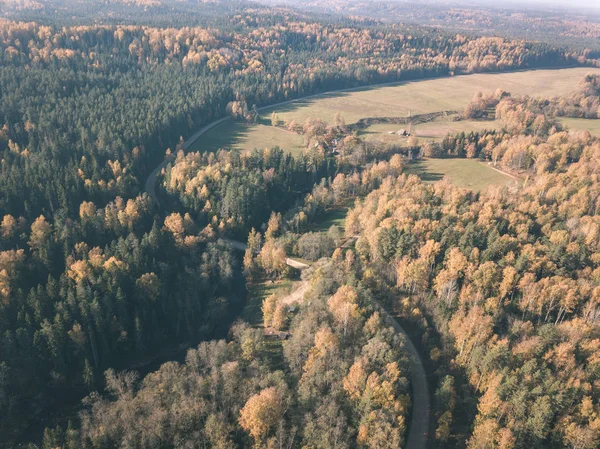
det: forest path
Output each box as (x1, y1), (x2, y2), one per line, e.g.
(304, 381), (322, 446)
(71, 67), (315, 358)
(144, 78), (440, 449)
(144, 116), (230, 207)
(278, 280), (310, 306)
(159, 215), (430, 448)
(373, 298), (430, 449)
(273, 265), (430, 449)
(226, 235), (430, 449)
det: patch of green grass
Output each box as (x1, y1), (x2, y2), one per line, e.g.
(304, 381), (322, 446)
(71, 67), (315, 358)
(243, 278), (298, 370)
(263, 339), (285, 371)
(196, 69), (600, 157)
(360, 116), (502, 145)
(243, 278), (294, 326)
(407, 158), (516, 192)
(308, 207), (348, 233)
(259, 68), (600, 125)
(559, 117), (600, 136)
(190, 120), (305, 155)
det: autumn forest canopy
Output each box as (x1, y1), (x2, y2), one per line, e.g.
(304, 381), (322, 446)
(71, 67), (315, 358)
(0, 0), (599, 448)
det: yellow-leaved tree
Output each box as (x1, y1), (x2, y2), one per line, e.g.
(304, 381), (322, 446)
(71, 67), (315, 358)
(239, 387), (285, 442)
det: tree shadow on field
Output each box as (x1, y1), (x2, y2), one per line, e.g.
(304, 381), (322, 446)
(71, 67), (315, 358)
(260, 92), (348, 117)
(256, 84), (406, 120)
(190, 121), (261, 152)
(407, 160), (444, 182)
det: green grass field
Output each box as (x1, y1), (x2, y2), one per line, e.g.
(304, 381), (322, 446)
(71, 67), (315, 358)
(188, 121), (305, 154)
(360, 116), (502, 145)
(257, 67), (600, 125)
(559, 117), (600, 136)
(407, 158), (516, 191)
(308, 207), (348, 232)
(197, 68), (599, 154)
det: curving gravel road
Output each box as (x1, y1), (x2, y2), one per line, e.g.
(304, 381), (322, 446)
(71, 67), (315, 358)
(221, 238), (430, 449)
(373, 299), (430, 449)
(145, 84), (432, 449)
(144, 116), (230, 207)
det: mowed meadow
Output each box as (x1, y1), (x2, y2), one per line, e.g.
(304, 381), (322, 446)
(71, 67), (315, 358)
(405, 158), (517, 191)
(259, 67), (600, 124)
(558, 117), (600, 136)
(193, 67), (600, 155)
(359, 116), (502, 146)
(190, 119), (306, 155)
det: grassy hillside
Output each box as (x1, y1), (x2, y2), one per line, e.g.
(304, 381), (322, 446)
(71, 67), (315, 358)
(197, 68), (600, 154)
(406, 158), (517, 191)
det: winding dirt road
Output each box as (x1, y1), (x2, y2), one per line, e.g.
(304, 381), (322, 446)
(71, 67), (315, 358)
(373, 299), (430, 449)
(278, 273), (430, 448)
(145, 83), (433, 449)
(222, 239), (430, 449)
(144, 116), (230, 207)
(143, 66), (598, 449)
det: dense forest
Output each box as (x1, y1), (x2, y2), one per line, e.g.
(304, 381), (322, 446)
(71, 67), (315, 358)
(37, 77), (600, 449)
(344, 116), (600, 448)
(0, 0), (599, 447)
(46, 263), (414, 449)
(257, 0), (600, 54)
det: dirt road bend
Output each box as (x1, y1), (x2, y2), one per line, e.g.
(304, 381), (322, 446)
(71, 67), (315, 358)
(222, 236), (431, 449)
(373, 298), (430, 449)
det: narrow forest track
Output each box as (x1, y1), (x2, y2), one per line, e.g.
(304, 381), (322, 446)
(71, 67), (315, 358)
(272, 267), (430, 449)
(223, 237), (430, 449)
(278, 280), (310, 306)
(144, 116), (230, 207)
(482, 161), (521, 181)
(145, 80), (436, 449)
(373, 298), (430, 449)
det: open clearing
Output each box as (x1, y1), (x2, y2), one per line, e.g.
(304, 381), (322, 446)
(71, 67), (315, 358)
(308, 206), (349, 233)
(187, 120), (305, 154)
(196, 68), (600, 154)
(407, 158), (516, 191)
(360, 116), (502, 145)
(559, 117), (600, 136)
(243, 278), (295, 326)
(257, 68), (600, 124)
